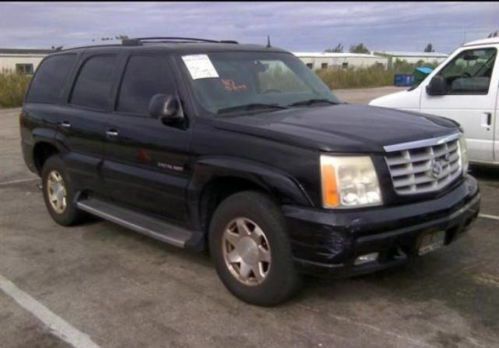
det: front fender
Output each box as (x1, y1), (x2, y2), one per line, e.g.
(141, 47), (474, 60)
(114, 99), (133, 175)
(186, 156), (314, 233)
(189, 156), (313, 206)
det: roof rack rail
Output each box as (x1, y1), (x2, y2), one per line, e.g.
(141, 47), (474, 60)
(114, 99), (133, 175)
(61, 43), (122, 51)
(122, 37), (238, 46)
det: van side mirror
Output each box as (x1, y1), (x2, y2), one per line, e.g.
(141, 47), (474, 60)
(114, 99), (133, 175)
(148, 94), (183, 124)
(426, 76), (448, 96)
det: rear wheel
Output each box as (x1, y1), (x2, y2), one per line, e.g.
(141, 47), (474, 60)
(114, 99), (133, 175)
(41, 155), (86, 226)
(209, 191), (301, 306)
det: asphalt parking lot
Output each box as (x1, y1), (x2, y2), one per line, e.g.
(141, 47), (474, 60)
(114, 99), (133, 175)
(1, 87), (498, 348)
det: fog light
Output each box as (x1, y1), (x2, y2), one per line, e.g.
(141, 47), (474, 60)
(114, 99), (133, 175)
(354, 252), (379, 266)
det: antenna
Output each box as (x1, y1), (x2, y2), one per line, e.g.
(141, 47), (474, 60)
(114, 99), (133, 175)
(266, 35), (271, 48)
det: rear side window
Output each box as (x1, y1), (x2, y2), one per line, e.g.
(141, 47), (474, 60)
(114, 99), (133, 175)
(117, 55), (175, 115)
(27, 54), (76, 103)
(71, 55), (117, 110)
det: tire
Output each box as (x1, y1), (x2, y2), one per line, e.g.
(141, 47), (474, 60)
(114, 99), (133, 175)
(209, 191), (301, 306)
(41, 155), (86, 226)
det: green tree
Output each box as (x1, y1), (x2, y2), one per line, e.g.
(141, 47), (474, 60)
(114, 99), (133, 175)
(325, 43), (343, 53)
(349, 43), (370, 54)
(424, 43), (435, 52)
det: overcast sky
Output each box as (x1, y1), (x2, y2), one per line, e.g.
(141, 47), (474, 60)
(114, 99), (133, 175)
(1, 2), (498, 53)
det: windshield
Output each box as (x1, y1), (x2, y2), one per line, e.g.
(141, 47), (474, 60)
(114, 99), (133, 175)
(180, 51), (340, 116)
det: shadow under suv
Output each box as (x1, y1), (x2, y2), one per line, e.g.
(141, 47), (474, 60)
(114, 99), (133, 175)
(20, 37), (480, 306)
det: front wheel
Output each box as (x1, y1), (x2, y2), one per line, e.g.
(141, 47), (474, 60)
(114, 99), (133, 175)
(209, 191), (301, 306)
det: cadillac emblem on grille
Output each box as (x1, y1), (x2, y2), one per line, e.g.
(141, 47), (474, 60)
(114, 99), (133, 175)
(430, 159), (443, 179)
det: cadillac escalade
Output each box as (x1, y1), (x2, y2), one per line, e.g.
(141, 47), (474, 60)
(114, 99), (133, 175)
(20, 37), (480, 306)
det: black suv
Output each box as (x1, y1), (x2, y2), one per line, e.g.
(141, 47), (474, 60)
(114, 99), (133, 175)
(20, 37), (480, 306)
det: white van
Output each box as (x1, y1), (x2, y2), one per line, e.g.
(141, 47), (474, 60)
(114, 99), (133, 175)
(370, 38), (498, 166)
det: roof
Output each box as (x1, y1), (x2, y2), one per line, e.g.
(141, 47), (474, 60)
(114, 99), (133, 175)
(463, 37), (499, 47)
(54, 37), (287, 54)
(58, 42), (287, 55)
(293, 52), (383, 59)
(0, 48), (55, 55)
(374, 51), (448, 58)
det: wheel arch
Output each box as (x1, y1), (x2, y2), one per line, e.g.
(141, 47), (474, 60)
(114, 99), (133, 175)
(32, 140), (61, 174)
(187, 156), (313, 235)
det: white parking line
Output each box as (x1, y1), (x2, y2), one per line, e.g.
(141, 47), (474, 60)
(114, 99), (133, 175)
(479, 214), (499, 221)
(0, 177), (39, 187)
(0, 274), (100, 348)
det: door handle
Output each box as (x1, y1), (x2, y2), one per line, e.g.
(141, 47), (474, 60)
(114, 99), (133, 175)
(106, 129), (119, 137)
(59, 121), (71, 129)
(481, 112), (492, 130)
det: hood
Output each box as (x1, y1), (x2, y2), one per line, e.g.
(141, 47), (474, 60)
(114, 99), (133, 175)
(213, 104), (459, 153)
(369, 89), (420, 109)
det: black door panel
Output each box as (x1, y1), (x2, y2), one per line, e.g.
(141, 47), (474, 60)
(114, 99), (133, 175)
(56, 53), (121, 196)
(102, 115), (191, 222)
(54, 107), (108, 194)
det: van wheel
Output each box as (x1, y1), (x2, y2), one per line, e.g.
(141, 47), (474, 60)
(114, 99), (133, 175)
(41, 155), (86, 226)
(209, 191), (301, 306)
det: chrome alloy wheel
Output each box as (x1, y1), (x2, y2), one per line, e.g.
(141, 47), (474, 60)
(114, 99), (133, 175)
(222, 217), (271, 286)
(46, 170), (67, 214)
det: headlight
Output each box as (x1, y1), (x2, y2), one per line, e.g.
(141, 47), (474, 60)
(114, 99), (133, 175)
(320, 155), (382, 209)
(458, 135), (469, 174)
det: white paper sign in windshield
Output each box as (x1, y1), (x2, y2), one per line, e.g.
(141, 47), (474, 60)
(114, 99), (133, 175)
(182, 54), (219, 80)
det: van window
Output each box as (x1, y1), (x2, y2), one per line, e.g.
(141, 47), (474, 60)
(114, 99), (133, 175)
(27, 54), (76, 103)
(71, 55), (117, 110)
(438, 48), (496, 95)
(117, 55), (174, 115)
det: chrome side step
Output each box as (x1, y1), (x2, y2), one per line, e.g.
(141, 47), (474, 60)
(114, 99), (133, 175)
(76, 197), (193, 248)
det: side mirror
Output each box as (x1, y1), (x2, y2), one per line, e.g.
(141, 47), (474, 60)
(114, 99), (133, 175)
(426, 75), (448, 96)
(148, 94), (183, 124)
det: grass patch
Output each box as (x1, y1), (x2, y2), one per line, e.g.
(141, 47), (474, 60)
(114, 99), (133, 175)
(317, 65), (393, 89)
(316, 60), (440, 89)
(0, 73), (31, 108)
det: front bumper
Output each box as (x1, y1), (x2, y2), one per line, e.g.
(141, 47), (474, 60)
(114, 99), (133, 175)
(283, 175), (480, 277)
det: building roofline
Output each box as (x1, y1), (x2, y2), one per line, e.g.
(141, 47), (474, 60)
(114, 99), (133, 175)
(374, 51), (448, 57)
(293, 52), (382, 58)
(0, 48), (55, 55)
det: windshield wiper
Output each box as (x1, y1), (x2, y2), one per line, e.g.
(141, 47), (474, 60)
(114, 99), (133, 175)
(289, 98), (339, 107)
(217, 103), (288, 115)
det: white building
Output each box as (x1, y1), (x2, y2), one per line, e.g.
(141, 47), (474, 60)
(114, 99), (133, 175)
(0, 48), (53, 74)
(374, 51), (448, 66)
(293, 52), (389, 70)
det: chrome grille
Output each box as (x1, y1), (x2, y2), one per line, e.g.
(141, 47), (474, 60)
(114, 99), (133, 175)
(384, 133), (462, 195)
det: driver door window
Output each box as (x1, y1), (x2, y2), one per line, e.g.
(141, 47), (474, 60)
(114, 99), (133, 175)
(438, 48), (496, 95)
(117, 55), (174, 115)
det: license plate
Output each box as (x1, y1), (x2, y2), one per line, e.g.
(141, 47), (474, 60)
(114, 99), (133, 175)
(418, 230), (446, 256)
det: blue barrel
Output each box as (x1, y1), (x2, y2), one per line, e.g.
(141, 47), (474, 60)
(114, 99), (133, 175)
(394, 74), (415, 87)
